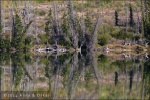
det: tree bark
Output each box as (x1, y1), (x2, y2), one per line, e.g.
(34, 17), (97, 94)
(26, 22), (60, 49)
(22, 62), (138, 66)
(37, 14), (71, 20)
(88, 14), (102, 51)
(68, 0), (78, 50)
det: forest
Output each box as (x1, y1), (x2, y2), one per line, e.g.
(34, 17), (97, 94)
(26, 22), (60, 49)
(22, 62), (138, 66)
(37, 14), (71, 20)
(0, 0), (149, 53)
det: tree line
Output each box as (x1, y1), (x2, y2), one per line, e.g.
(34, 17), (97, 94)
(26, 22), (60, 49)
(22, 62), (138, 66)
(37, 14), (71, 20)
(0, 13), (33, 52)
(36, 1), (101, 51)
(115, 5), (135, 27)
(0, 0), (149, 52)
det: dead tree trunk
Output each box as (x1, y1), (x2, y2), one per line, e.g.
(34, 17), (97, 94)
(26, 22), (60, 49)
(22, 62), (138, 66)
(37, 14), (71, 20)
(87, 14), (102, 52)
(78, 0), (86, 48)
(68, 0), (78, 50)
(90, 51), (99, 84)
(92, 15), (102, 51)
(68, 52), (78, 99)
(33, 2), (38, 45)
(52, 2), (59, 46)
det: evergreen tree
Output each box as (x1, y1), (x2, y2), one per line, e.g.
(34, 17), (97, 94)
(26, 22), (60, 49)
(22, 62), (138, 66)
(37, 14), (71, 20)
(115, 10), (119, 26)
(12, 53), (24, 88)
(13, 14), (23, 37)
(11, 14), (24, 50)
(11, 13), (32, 51)
(143, 59), (150, 99)
(129, 5), (134, 27)
(143, 0), (150, 41)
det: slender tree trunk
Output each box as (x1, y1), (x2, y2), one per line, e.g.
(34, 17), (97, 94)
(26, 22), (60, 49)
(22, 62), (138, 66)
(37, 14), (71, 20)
(33, 2), (38, 45)
(68, 0), (78, 50)
(90, 51), (99, 84)
(53, 2), (59, 35)
(89, 14), (102, 51)
(79, 0), (86, 48)
(52, 2), (60, 46)
(68, 52), (78, 99)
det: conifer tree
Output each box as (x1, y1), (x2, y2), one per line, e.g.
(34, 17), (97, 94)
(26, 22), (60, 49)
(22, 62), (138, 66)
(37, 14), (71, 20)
(12, 53), (24, 88)
(142, 0), (150, 41)
(129, 5), (134, 27)
(11, 14), (24, 50)
(12, 14), (32, 51)
(115, 10), (119, 26)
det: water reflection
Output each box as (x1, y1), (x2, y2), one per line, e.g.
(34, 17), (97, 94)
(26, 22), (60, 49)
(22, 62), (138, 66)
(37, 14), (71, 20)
(0, 52), (149, 99)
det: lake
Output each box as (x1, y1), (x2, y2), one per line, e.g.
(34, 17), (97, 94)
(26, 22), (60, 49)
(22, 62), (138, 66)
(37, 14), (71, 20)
(0, 52), (149, 99)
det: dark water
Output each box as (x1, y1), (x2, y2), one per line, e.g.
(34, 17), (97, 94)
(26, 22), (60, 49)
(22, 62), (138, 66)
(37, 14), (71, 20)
(0, 52), (149, 99)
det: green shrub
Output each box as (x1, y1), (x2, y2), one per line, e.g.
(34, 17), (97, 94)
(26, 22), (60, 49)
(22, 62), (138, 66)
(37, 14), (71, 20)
(38, 34), (49, 45)
(0, 37), (11, 51)
(25, 35), (34, 45)
(132, 34), (142, 41)
(111, 29), (133, 40)
(37, 0), (44, 3)
(98, 36), (108, 46)
(58, 38), (71, 48)
(98, 54), (108, 63)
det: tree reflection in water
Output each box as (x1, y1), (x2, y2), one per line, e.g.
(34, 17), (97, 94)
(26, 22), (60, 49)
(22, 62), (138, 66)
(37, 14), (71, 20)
(0, 52), (149, 99)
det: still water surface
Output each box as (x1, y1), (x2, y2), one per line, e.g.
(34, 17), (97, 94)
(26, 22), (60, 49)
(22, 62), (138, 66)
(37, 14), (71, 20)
(0, 52), (149, 99)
